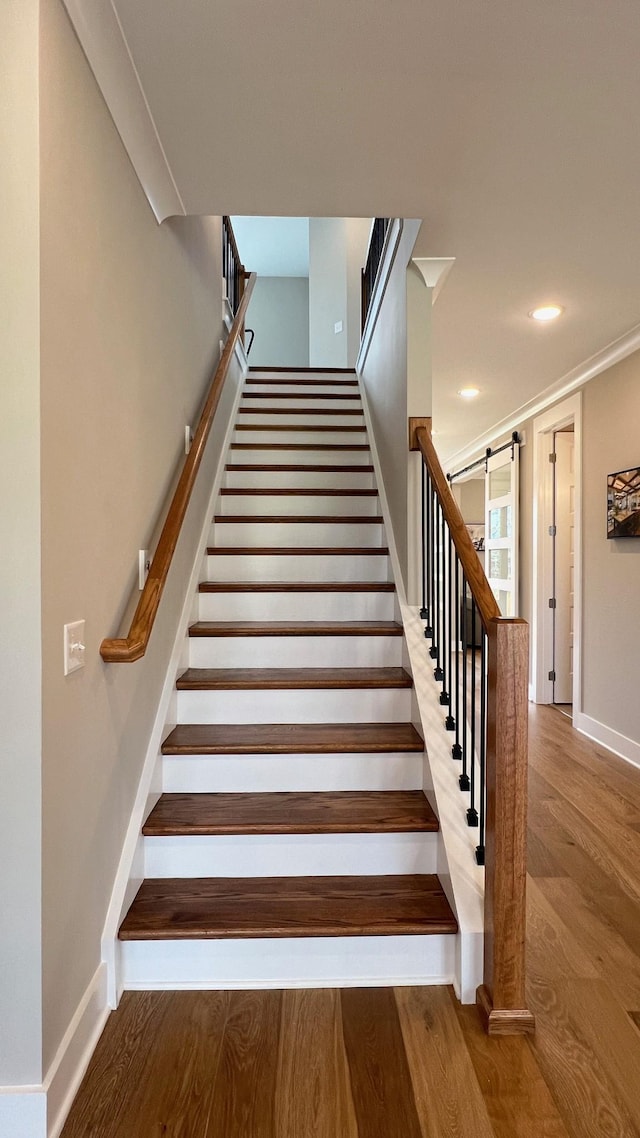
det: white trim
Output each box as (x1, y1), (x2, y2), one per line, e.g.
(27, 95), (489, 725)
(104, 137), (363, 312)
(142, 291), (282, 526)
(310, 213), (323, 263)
(45, 964), (109, 1138)
(101, 353), (248, 1006)
(573, 712), (640, 771)
(443, 320), (640, 473)
(0, 965), (109, 1138)
(531, 394), (582, 713)
(356, 220), (405, 374)
(61, 1), (185, 222)
(411, 257), (455, 303)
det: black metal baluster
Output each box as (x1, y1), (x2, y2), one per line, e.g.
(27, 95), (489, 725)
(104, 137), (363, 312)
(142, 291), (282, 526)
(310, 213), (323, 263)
(428, 493), (437, 664)
(476, 629), (487, 864)
(452, 552), (462, 757)
(467, 596), (479, 827)
(444, 533), (455, 728)
(420, 461), (427, 621)
(426, 481), (434, 640)
(434, 504), (444, 681)
(439, 512), (449, 701)
(460, 577), (470, 792)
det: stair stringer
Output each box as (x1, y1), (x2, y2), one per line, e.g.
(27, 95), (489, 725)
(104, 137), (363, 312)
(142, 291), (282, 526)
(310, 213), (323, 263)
(101, 339), (249, 1008)
(357, 375), (484, 1004)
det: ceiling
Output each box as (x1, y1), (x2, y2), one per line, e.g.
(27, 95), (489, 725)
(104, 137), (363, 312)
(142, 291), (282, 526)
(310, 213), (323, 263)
(62, 0), (640, 463)
(230, 217), (309, 277)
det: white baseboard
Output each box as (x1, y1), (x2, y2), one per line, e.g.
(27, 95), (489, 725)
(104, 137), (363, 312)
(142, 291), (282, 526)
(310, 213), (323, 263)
(0, 1091), (47, 1138)
(0, 964), (109, 1138)
(573, 711), (640, 770)
(45, 963), (109, 1138)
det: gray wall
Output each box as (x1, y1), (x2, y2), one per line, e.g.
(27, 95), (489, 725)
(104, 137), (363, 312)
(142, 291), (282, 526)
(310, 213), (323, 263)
(359, 223), (422, 593)
(4, 0), (240, 1087)
(247, 276), (309, 367)
(0, 0), (43, 1087)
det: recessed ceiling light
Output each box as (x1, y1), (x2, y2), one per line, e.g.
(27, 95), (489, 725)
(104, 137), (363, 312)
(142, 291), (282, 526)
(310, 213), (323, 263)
(529, 304), (564, 322)
(458, 387), (480, 399)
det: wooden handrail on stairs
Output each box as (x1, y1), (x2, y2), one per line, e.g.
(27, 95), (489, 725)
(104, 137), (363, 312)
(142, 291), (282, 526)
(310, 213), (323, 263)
(410, 418), (534, 1035)
(100, 271), (256, 664)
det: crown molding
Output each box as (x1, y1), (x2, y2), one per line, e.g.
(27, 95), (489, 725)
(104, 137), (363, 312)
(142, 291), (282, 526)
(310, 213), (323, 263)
(61, 0), (185, 222)
(441, 319), (640, 472)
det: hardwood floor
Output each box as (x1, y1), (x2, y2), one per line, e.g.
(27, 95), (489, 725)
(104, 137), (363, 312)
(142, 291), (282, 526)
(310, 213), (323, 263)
(62, 704), (640, 1138)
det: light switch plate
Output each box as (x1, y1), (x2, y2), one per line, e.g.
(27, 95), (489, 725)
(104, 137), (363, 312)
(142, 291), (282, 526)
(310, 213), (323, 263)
(334, 320), (343, 334)
(64, 620), (85, 675)
(139, 550), (150, 590)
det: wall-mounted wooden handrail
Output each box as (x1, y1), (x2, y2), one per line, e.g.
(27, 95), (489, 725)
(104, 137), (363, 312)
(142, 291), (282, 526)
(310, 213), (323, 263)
(100, 271), (256, 663)
(411, 420), (500, 630)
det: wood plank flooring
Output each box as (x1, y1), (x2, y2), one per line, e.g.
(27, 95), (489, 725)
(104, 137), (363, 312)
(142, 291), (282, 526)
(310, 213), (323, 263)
(62, 704), (640, 1138)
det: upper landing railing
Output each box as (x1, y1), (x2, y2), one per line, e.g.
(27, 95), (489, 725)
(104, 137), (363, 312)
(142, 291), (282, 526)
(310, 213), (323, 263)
(100, 220), (255, 663)
(361, 217), (391, 332)
(409, 417), (534, 1037)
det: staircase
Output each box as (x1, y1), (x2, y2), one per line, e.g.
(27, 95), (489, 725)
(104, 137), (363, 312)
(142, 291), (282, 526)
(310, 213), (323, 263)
(118, 367), (457, 989)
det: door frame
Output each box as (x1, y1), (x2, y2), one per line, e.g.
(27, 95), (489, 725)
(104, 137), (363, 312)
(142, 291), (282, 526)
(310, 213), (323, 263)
(531, 392), (583, 709)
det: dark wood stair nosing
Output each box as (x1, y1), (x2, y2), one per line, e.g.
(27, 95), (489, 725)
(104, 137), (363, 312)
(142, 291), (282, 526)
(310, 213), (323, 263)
(142, 791), (438, 837)
(198, 581), (395, 593)
(175, 666), (413, 691)
(225, 464), (375, 473)
(213, 515), (384, 524)
(118, 873), (457, 941)
(219, 488), (379, 497)
(205, 546), (389, 555)
(188, 621), (404, 638)
(161, 722), (424, 756)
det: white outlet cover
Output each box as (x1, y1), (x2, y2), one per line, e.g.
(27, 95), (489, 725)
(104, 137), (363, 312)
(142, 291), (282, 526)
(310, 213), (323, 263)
(334, 320), (343, 334)
(64, 620), (85, 675)
(138, 550), (150, 590)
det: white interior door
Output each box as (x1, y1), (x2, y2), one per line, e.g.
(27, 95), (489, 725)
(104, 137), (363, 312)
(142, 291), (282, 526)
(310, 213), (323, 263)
(485, 447), (519, 617)
(553, 431), (575, 703)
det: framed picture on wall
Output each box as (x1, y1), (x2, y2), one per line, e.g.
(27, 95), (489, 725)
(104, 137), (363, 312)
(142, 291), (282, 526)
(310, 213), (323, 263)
(607, 467), (640, 538)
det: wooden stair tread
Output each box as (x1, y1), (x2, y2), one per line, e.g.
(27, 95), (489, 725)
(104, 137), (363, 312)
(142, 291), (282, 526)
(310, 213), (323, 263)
(199, 581), (395, 593)
(118, 874), (456, 940)
(230, 443), (370, 451)
(242, 392), (361, 400)
(143, 791), (438, 836)
(214, 515), (384, 524)
(176, 667), (412, 690)
(161, 722), (424, 755)
(189, 621), (404, 637)
(246, 379), (359, 386)
(238, 407), (364, 416)
(206, 546), (388, 555)
(249, 366), (356, 373)
(220, 487), (378, 496)
(225, 464), (374, 472)
(235, 425), (366, 432)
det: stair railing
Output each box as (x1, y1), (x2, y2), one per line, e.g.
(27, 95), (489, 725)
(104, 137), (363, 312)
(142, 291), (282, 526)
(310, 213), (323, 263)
(100, 257), (256, 663)
(361, 217), (391, 332)
(222, 215), (249, 316)
(410, 417), (534, 1035)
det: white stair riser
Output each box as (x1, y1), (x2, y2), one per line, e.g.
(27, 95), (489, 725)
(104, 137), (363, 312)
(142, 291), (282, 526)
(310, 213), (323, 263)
(229, 448), (371, 466)
(244, 383), (359, 395)
(198, 591), (395, 622)
(205, 553), (388, 583)
(225, 468), (375, 489)
(176, 686), (413, 725)
(120, 934), (455, 990)
(248, 371), (355, 381)
(218, 494), (379, 517)
(162, 750), (423, 793)
(234, 430), (368, 446)
(211, 522), (384, 548)
(239, 413), (364, 428)
(189, 635), (403, 669)
(162, 750), (423, 794)
(242, 397), (362, 411)
(144, 832), (437, 878)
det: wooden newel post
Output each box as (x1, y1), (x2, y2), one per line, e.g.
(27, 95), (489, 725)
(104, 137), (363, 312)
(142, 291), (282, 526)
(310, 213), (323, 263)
(477, 617), (535, 1035)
